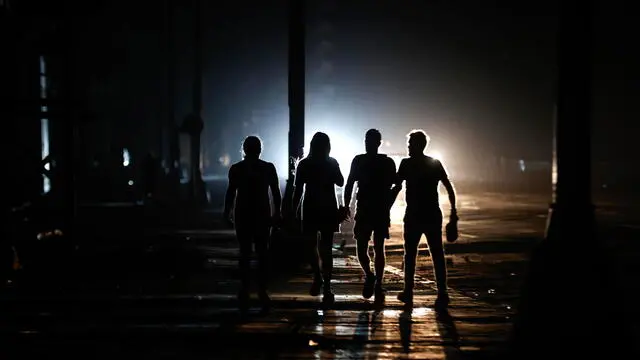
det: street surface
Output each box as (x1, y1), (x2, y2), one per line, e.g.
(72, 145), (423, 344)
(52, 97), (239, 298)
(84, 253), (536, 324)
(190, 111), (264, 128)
(2, 191), (638, 358)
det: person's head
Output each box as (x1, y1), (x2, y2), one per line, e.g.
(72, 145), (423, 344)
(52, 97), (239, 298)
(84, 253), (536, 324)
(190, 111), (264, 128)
(308, 132), (331, 159)
(406, 129), (430, 157)
(364, 128), (382, 154)
(242, 135), (262, 159)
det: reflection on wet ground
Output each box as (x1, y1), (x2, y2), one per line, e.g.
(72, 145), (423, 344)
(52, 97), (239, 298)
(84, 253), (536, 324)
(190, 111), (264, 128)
(12, 191), (632, 358)
(2, 244), (512, 359)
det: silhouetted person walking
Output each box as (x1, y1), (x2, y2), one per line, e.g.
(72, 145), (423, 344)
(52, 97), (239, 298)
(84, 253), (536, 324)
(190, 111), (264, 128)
(224, 136), (282, 313)
(396, 130), (457, 309)
(344, 129), (400, 301)
(292, 132), (344, 304)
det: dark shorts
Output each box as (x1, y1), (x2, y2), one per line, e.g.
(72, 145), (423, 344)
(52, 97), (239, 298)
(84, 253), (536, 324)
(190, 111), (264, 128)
(302, 218), (339, 235)
(301, 204), (340, 235)
(235, 223), (271, 253)
(353, 210), (391, 240)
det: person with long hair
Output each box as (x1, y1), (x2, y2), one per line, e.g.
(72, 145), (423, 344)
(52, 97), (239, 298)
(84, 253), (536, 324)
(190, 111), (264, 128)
(224, 136), (282, 313)
(292, 132), (344, 304)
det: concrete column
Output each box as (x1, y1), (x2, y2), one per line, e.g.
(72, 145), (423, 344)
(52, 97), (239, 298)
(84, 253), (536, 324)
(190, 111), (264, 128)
(509, 1), (629, 357)
(283, 0), (306, 218)
(165, 0), (177, 171)
(184, 0), (206, 206)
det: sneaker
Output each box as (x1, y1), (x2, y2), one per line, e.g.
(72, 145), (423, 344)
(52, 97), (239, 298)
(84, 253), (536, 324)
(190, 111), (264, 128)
(397, 290), (413, 305)
(435, 292), (450, 310)
(362, 274), (376, 299)
(374, 284), (386, 298)
(322, 290), (335, 305)
(374, 285), (386, 304)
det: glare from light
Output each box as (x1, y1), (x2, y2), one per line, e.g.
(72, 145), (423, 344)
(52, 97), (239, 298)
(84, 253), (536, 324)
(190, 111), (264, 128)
(428, 151), (443, 161)
(122, 148), (130, 167)
(128, 180), (134, 186)
(303, 130), (359, 174)
(43, 176), (50, 194)
(41, 118), (50, 194)
(219, 154), (231, 167)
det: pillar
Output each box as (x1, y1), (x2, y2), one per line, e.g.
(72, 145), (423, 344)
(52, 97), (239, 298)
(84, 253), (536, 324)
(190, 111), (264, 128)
(282, 0), (305, 219)
(509, 1), (630, 357)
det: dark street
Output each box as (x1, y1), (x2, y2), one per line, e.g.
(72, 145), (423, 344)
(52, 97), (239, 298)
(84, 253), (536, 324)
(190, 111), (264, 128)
(2, 191), (639, 358)
(2, 0), (639, 358)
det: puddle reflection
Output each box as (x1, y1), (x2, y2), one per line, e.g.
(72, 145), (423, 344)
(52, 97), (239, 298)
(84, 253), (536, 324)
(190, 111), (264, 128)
(399, 306), (460, 357)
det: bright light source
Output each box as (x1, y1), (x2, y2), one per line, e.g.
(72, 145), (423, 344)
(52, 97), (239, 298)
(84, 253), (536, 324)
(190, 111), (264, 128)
(128, 180), (134, 186)
(122, 148), (130, 167)
(303, 130), (359, 174)
(428, 151), (443, 161)
(219, 154), (231, 167)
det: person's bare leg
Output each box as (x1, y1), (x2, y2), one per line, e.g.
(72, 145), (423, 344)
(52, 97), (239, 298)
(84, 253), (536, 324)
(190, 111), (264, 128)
(398, 224), (421, 305)
(319, 230), (335, 302)
(255, 226), (271, 309)
(307, 231), (322, 296)
(356, 236), (374, 278)
(236, 229), (252, 312)
(372, 233), (386, 295)
(426, 225), (449, 308)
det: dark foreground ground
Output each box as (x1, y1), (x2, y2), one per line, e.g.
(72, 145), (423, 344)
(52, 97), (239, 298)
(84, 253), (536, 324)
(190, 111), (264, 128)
(1, 190), (638, 358)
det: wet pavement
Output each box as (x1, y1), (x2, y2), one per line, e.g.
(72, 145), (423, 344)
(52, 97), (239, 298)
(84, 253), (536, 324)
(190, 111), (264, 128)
(1, 242), (512, 359)
(2, 191), (638, 358)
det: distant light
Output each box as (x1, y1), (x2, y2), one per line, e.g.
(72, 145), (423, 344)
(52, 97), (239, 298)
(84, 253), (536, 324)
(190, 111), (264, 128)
(309, 340), (319, 347)
(43, 176), (50, 194)
(123, 148), (130, 167)
(219, 154), (231, 167)
(44, 163), (50, 171)
(519, 159), (526, 172)
(128, 180), (134, 186)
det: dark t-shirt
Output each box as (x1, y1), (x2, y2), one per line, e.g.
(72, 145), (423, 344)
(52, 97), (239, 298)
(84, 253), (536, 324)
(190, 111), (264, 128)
(294, 156), (342, 225)
(349, 153), (397, 213)
(229, 158), (278, 224)
(397, 155), (448, 220)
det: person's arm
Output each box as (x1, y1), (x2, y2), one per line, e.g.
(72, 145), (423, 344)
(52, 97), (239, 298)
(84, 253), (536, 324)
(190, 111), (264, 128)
(333, 158), (345, 187)
(223, 165), (238, 222)
(388, 159), (400, 201)
(438, 160), (458, 219)
(292, 161), (304, 216)
(389, 159), (405, 207)
(268, 163), (282, 219)
(343, 157), (358, 208)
